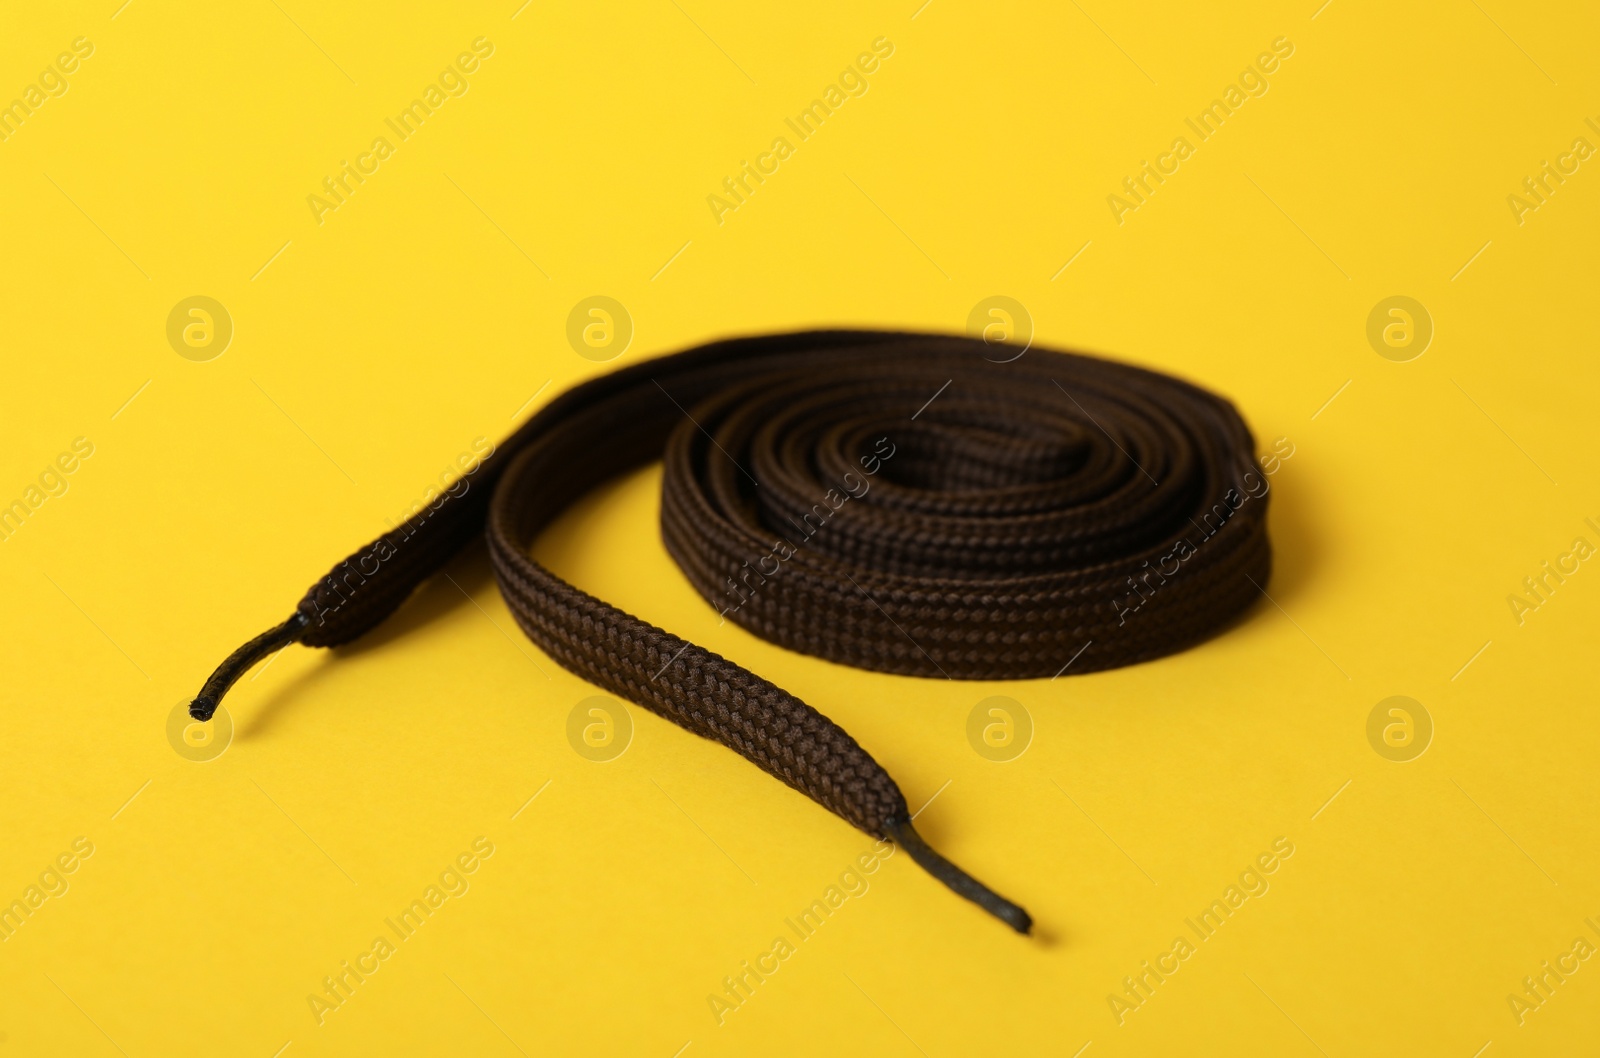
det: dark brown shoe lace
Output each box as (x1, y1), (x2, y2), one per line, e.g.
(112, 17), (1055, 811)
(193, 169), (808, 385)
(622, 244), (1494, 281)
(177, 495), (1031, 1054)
(188, 330), (1271, 934)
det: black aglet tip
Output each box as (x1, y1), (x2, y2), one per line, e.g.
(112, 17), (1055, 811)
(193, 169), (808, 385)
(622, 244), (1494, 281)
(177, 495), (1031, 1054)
(189, 612), (309, 722)
(882, 814), (1033, 935)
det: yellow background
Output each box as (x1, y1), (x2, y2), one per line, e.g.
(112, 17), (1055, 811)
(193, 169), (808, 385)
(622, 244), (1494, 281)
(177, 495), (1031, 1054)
(2, 0), (1597, 1054)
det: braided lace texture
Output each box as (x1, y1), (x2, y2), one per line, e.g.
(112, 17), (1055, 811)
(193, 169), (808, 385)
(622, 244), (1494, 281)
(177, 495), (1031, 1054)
(292, 331), (1270, 838)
